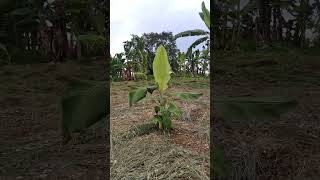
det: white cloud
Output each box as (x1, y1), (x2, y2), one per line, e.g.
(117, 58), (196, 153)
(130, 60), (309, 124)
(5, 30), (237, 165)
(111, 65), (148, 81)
(110, 0), (210, 56)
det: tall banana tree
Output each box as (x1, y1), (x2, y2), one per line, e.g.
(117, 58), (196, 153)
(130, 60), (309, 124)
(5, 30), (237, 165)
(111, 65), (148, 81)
(200, 47), (209, 75)
(191, 49), (201, 75)
(110, 52), (125, 80)
(174, 1), (210, 57)
(66, 0), (106, 58)
(0, 0), (42, 49)
(177, 52), (187, 74)
(0, 0), (107, 62)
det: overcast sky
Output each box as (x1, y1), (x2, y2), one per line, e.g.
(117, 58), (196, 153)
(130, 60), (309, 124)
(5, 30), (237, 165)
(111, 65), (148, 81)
(110, 0), (210, 56)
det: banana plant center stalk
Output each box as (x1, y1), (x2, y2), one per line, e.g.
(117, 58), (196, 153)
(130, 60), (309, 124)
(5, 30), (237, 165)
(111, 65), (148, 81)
(159, 91), (164, 129)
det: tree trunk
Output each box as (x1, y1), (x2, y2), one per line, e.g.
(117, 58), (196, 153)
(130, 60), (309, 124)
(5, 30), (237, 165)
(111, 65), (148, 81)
(221, 13), (227, 49)
(265, 1), (272, 42)
(277, 8), (283, 41)
(257, 0), (271, 43)
(76, 40), (82, 60)
(235, 0), (241, 49)
(231, 23), (236, 48)
(293, 21), (300, 46)
(300, 24), (306, 48)
(54, 0), (68, 62)
(272, 7), (277, 41)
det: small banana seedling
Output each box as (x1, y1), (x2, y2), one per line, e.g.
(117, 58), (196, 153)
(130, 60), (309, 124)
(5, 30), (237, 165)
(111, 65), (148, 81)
(129, 45), (202, 130)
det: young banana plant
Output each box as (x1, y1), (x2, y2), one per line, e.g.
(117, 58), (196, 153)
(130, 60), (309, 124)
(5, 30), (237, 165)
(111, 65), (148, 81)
(128, 45), (203, 130)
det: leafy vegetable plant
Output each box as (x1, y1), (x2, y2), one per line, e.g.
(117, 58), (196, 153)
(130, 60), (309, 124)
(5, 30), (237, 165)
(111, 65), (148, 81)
(128, 45), (202, 130)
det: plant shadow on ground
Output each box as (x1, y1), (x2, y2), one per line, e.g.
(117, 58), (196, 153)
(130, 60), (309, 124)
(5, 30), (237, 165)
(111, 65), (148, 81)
(213, 49), (320, 179)
(0, 58), (108, 179)
(111, 77), (210, 179)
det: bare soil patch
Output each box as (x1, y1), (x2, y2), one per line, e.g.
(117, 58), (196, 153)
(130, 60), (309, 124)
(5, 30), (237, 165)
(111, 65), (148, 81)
(0, 59), (108, 179)
(213, 52), (320, 179)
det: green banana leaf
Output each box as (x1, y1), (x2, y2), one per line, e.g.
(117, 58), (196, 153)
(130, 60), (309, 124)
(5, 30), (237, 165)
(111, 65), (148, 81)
(174, 29), (209, 40)
(61, 80), (108, 143)
(128, 85), (158, 107)
(186, 36), (209, 56)
(168, 102), (182, 118)
(200, 1), (210, 29)
(213, 96), (297, 123)
(170, 92), (203, 101)
(128, 87), (148, 107)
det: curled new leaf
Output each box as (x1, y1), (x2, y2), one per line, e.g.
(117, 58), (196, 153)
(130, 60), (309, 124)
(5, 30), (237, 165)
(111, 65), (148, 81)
(152, 45), (172, 92)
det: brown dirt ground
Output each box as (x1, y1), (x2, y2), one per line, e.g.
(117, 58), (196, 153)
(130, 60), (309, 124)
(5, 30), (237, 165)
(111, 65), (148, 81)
(213, 52), (320, 180)
(0, 59), (108, 179)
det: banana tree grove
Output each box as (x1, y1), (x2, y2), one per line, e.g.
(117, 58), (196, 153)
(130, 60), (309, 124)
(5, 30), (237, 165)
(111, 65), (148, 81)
(0, 0), (108, 64)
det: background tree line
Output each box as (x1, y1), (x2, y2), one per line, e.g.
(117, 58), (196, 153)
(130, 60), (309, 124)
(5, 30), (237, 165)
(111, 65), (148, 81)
(213, 0), (320, 51)
(110, 31), (210, 81)
(0, 0), (108, 64)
